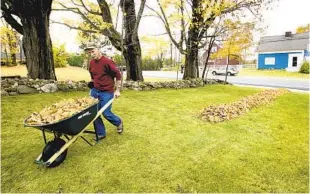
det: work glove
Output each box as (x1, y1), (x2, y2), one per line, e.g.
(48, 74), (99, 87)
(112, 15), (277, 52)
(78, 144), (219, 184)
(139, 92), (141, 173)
(87, 81), (94, 89)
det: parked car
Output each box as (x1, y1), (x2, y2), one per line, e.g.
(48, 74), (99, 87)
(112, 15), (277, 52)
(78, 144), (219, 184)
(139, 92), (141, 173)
(211, 67), (239, 76)
(118, 66), (126, 71)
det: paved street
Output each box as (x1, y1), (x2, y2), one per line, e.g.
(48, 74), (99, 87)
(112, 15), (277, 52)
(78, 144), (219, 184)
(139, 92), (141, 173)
(141, 71), (309, 91)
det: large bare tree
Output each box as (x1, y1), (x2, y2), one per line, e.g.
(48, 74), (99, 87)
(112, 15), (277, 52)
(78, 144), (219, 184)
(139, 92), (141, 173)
(1, 0), (56, 80)
(54, 0), (146, 81)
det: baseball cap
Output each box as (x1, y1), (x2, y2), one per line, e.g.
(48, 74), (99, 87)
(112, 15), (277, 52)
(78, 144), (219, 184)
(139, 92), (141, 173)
(84, 42), (97, 51)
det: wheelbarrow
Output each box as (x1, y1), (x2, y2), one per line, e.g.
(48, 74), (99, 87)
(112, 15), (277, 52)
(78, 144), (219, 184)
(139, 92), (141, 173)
(24, 98), (114, 168)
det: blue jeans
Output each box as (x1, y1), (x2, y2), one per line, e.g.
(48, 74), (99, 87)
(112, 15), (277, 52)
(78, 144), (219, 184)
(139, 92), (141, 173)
(90, 88), (121, 136)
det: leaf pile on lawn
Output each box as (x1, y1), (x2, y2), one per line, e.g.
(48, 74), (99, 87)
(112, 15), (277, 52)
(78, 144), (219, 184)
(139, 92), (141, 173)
(25, 97), (98, 125)
(200, 88), (290, 123)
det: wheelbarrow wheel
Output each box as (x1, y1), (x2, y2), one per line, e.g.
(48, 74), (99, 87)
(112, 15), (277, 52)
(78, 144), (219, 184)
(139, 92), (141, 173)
(41, 138), (68, 168)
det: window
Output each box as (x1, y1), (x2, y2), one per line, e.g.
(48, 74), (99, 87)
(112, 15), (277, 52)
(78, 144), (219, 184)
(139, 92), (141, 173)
(211, 47), (217, 52)
(265, 57), (275, 65)
(292, 57), (297, 67)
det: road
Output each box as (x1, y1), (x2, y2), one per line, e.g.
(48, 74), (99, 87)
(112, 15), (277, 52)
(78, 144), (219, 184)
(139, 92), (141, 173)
(141, 71), (309, 91)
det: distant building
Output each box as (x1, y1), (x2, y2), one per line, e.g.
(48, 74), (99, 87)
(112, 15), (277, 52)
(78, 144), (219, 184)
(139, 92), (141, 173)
(200, 42), (240, 68)
(257, 31), (310, 72)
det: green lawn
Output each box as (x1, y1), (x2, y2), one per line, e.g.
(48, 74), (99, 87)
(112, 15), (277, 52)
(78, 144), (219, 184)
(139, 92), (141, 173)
(239, 68), (310, 79)
(1, 85), (309, 192)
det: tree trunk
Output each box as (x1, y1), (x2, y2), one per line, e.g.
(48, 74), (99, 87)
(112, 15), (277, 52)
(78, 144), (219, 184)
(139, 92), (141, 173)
(224, 54), (230, 84)
(21, 16), (56, 80)
(4, 47), (9, 65)
(202, 37), (216, 79)
(121, 0), (143, 81)
(183, 0), (203, 79)
(122, 43), (143, 81)
(202, 54), (210, 80)
(184, 47), (199, 79)
(13, 0), (56, 80)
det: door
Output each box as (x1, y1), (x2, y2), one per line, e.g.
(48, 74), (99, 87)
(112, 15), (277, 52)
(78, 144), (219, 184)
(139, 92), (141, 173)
(292, 57), (297, 67)
(288, 53), (303, 68)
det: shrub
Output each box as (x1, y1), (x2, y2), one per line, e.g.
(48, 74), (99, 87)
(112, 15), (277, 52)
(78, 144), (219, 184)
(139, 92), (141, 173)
(141, 57), (162, 70)
(53, 44), (67, 68)
(67, 54), (85, 67)
(113, 54), (126, 66)
(299, 61), (309, 74)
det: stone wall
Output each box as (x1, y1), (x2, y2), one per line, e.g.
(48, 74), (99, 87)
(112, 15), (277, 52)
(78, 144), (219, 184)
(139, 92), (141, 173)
(1, 76), (225, 96)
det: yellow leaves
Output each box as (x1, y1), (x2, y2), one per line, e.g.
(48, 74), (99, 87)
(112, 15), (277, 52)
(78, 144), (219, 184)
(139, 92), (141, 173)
(0, 26), (19, 54)
(212, 20), (254, 59)
(141, 36), (169, 58)
(25, 97), (99, 125)
(200, 89), (290, 123)
(296, 24), (310, 34)
(160, 0), (181, 9)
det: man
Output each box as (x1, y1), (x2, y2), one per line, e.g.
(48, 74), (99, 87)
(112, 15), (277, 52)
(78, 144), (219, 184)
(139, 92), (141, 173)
(85, 43), (123, 141)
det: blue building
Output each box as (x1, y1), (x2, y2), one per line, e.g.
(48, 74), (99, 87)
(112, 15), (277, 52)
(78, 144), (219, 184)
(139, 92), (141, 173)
(257, 32), (310, 72)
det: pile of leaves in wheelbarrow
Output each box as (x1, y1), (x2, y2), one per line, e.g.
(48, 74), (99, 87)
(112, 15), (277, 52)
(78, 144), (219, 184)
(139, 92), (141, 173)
(200, 88), (290, 123)
(25, 97), (98, 125)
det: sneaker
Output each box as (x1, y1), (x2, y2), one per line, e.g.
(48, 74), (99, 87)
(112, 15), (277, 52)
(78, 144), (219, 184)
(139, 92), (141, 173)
(117, 121), (123, 134)
(93, 135), (106, 141)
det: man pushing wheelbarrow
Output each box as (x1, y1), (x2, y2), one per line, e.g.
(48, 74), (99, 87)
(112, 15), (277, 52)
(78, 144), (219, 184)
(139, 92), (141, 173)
(85, 42), (124, 141)
(24, 43), (124, 168)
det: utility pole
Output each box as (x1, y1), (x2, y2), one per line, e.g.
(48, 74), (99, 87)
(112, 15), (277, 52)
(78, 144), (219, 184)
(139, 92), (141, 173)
(170, 42), (173, 67)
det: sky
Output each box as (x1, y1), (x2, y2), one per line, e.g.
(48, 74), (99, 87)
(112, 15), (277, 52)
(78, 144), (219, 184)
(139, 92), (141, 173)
(49, 0), (310, 53)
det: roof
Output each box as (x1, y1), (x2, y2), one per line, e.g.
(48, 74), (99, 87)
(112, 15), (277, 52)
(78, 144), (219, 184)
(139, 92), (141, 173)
(257, 32), (309, 52)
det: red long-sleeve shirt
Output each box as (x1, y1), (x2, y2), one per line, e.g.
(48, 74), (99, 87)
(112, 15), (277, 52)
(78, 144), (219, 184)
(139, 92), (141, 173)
(89, 56), (121, 93)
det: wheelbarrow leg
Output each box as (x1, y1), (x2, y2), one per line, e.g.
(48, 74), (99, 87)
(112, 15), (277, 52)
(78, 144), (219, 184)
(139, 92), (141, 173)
(34, 153), (42, 164)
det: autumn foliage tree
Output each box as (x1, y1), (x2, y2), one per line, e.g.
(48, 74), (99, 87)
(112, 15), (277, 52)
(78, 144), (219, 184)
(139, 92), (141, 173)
(141, 36), (169, 66)
(211, 20), (254, 83)
(148, 0), (272, 79)
(0, 20), (19, 66)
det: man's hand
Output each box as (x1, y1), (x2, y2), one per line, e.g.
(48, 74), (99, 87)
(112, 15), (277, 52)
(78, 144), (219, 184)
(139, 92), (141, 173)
(87, 81), (94, 89)
(114, 89), (121, 98)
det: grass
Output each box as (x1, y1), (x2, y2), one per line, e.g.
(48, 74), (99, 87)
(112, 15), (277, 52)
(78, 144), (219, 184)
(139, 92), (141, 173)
(1, 85), (309, 193)
(239, 68), (310, 79)
(0, 65), (174, 82)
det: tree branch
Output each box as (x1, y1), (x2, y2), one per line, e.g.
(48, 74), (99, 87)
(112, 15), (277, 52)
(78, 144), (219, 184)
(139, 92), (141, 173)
(132, 0), (146, 40)
(96, 0), (122, 50)
(50, 20), (100, 34)
(1, 0), (23, 34)
(56, 2), (102, 32)
(78, 0), (101, 16)
(148, 1), (185, 54)
(179, 0), (187, 50)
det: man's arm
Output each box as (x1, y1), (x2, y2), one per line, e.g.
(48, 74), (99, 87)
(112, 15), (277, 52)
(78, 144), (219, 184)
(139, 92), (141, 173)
(115, 80), (121, 91)
(108, 60), (122, 98)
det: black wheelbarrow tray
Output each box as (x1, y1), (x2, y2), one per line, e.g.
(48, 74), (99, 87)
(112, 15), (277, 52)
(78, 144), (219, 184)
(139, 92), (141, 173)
(24, 98), (114, 168)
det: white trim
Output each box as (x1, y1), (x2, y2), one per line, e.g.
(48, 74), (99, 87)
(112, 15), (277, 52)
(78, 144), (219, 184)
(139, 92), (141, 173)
(256, 53), (259, 69)
(257, 50), (304, 54)
(265, 57), (275, 65)
(287, 53), (303, 70)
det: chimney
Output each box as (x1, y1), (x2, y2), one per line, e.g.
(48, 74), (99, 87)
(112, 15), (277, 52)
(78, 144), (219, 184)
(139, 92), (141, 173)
(285, 31), (292, 38)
